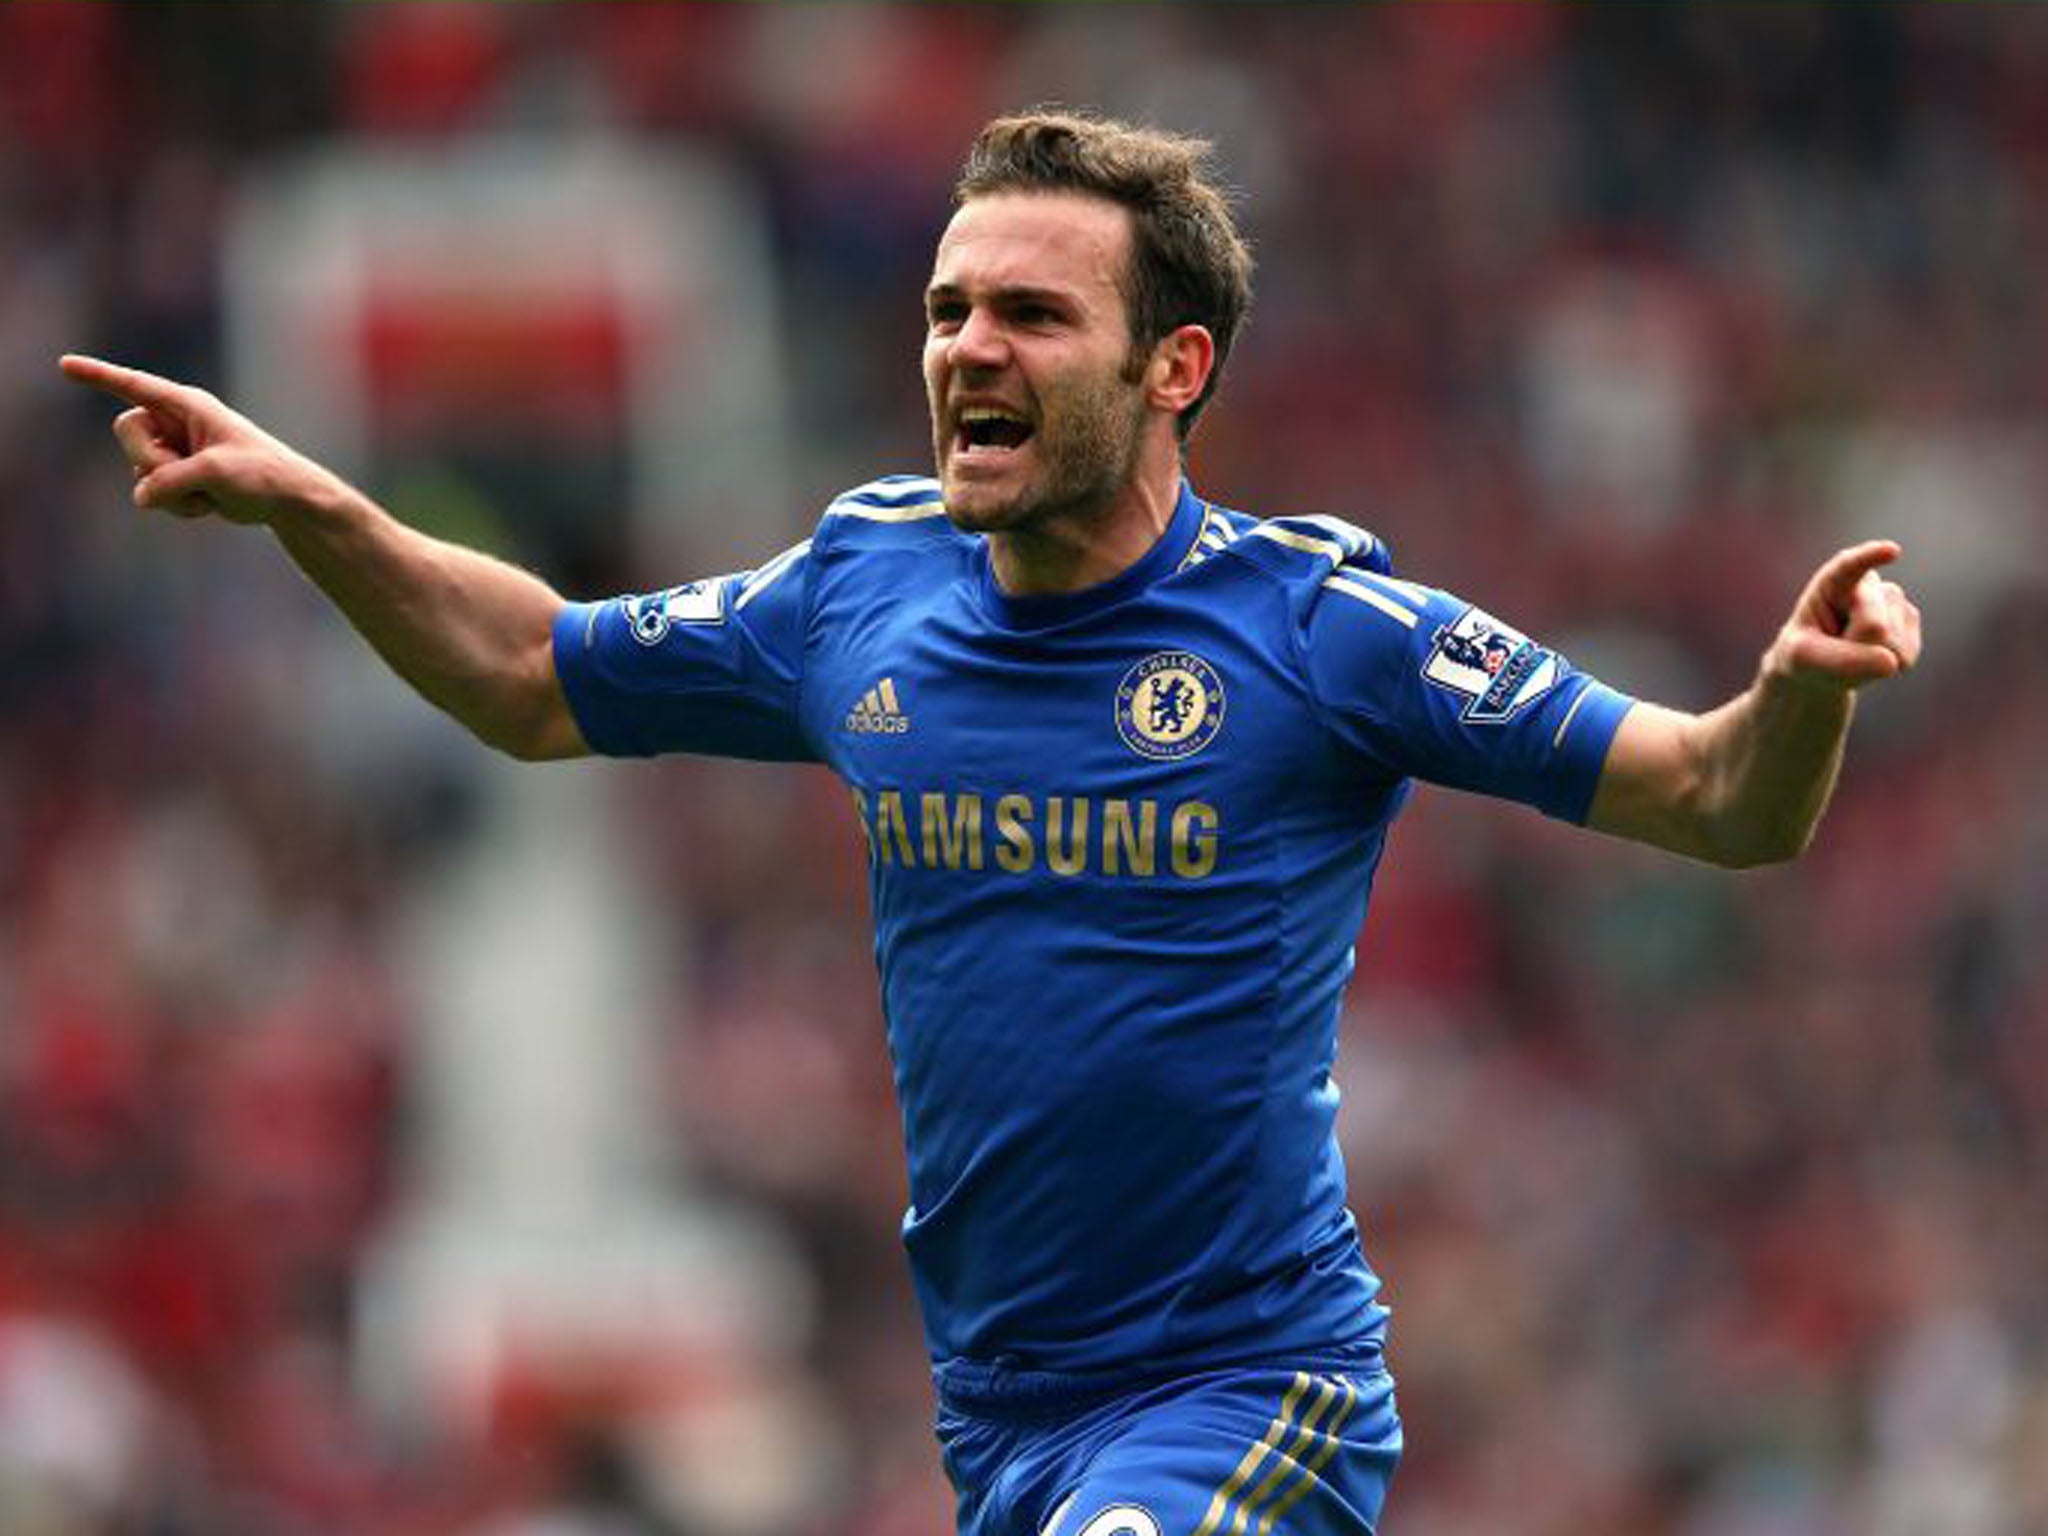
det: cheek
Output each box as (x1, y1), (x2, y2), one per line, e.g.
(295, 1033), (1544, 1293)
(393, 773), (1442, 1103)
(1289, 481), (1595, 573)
(1047, 359), (1138, 431)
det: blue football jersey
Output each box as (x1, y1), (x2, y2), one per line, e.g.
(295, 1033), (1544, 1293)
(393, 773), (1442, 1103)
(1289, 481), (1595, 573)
(553, 475), (1634, 1381)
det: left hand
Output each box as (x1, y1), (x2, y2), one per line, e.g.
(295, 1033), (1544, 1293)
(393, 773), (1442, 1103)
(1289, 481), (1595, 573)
(1766, 540), (1922, 692)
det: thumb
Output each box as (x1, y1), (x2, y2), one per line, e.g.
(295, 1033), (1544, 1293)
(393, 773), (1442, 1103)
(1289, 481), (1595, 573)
(1779, 627), (1902, 687)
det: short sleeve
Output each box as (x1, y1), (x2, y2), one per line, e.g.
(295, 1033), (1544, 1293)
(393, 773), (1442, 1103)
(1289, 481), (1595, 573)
(1306, 568), (1635, 824)
(551, 538), (816, 762)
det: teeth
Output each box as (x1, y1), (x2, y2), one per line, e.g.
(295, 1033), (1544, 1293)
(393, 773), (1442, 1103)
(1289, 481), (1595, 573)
(959, 406), (1024, 425)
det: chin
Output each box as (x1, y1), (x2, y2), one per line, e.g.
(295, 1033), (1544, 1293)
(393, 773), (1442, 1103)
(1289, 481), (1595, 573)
(938, 475), (1026, 533)
(942, 500), (1018, 535)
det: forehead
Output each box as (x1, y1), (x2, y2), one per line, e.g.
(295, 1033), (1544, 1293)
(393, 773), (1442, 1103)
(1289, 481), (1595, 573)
(930, 191), (1132, 305)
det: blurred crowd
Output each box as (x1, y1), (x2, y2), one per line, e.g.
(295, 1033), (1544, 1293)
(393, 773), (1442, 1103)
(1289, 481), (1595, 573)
(4, 6), (2048, 1534)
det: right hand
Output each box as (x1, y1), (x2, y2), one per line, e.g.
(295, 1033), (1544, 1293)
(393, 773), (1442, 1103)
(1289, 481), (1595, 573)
(1762, 539), (1922, 695)
(59, 354), (340, 526)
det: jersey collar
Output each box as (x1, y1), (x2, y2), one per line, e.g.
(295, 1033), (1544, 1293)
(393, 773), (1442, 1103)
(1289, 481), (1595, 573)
(972, 478), (1207, 632)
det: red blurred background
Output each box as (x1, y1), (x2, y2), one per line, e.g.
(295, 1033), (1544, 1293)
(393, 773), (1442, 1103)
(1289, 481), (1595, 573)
(3, 7), (2045, 1534)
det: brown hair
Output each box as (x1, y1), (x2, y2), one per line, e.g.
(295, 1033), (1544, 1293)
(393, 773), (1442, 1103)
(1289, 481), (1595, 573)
(955, 109), (1254, 441)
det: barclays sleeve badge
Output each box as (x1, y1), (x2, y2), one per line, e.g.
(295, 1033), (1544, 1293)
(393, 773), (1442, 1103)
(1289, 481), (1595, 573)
(1422, 608), (1560, 723)
(624, 578), (728, 645)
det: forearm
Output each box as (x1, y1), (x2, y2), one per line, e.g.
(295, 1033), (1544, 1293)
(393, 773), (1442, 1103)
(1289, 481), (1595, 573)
(271, 472), (582, 760)
(1684, 665), (1856, 867)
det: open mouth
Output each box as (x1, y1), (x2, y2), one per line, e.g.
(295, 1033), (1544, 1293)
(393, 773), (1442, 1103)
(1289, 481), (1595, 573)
(954, 406), (1035, 457)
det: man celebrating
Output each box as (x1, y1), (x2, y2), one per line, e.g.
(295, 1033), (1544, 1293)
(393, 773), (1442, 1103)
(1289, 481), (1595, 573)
(65, 111), (1918, 1536)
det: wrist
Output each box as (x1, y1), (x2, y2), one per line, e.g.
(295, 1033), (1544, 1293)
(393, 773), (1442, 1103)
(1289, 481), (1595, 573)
(273, 456), (370, 531)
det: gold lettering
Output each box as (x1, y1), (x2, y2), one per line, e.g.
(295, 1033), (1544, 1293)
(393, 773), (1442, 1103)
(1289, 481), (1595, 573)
(994, 794), (1035, 874)
(1102, 798), (1157, 878)
(850, 787), (874, 862)
(1170, 801), (1219, 879)
(864, 789), (1217, 881)
(1046, 796), (1090, 877)
(875, 790), (916, 866)
(921, 792), (984, 871)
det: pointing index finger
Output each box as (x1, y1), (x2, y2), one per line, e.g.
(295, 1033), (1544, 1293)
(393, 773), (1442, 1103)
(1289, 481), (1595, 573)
(1815, 540), (1902, 614)
(58, 354), (191, 413)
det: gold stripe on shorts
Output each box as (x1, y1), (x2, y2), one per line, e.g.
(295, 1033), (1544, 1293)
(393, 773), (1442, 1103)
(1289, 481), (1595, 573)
(1190, 1372), (1312, 1536)
(1256, 1375), (1360, 1535)
(1227, 1377), (1341, 1536)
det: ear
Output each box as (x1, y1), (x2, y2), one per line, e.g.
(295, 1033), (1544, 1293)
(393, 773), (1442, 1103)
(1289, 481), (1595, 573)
(1143, 324), (1215, 419)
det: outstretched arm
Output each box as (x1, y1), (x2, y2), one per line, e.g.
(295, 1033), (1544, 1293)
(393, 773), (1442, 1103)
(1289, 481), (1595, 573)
(60, 354), (588, 762)
(1587, 540), (1922, 868)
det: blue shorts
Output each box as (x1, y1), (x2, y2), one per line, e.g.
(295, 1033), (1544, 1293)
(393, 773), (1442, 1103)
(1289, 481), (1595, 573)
(935, 1359), (1402, 1536)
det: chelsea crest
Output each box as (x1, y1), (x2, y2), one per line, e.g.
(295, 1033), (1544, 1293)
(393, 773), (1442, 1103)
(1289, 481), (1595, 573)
(1116, 651), (1226, 761)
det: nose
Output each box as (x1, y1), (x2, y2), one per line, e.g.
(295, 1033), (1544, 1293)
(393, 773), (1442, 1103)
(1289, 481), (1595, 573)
(948, 305), (1009, 372)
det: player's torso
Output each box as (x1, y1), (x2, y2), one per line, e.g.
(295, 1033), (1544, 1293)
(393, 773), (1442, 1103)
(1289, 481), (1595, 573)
(795, 510), (1395, 1367)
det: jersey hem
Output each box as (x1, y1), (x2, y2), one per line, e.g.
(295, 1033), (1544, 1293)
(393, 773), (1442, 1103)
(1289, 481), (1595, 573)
(932, 1329), (1390, 1422)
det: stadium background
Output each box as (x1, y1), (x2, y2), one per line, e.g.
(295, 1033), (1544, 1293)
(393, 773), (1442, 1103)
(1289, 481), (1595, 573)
(3, 6), (2046, 1534)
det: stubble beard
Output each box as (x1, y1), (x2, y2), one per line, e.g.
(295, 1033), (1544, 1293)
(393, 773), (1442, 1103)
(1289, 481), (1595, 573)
(937, 366), (1150, 538)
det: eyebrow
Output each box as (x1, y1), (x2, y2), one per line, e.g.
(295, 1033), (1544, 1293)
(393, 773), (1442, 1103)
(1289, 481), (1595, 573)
(924, 281), (1082, 310)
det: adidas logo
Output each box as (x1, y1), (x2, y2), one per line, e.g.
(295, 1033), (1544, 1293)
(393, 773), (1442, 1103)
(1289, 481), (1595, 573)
(845, 677), (911, 735)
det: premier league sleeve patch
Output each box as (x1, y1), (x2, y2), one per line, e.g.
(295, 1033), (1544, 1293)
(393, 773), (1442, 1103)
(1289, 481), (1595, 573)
(1421, 607), (1562, 723)
(624, 577), (729, 645)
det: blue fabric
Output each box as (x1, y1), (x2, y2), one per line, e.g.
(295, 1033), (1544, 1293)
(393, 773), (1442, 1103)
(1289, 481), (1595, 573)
(553, 474), (1634, 1385)
(938, 1357), (1403, 1536)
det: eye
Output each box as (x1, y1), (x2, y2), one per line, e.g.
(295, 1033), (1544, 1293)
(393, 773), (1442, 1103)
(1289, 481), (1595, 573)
(927, 299), (967, 332)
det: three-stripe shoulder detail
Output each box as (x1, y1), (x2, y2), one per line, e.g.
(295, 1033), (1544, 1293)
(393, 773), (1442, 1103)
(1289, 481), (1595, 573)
(826, 476), (948, 522)
(1219, 511), (1427, 633)
(1246, 514), (1380, 567)
(733, 539), (811, 611)
(1225, 512), (1435, 628)
(1322, 570), (1427, 629)
(1177, 503), (1249, 571)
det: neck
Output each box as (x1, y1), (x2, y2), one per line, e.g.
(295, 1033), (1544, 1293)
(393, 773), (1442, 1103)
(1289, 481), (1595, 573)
(987, 440), (1184, 597)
